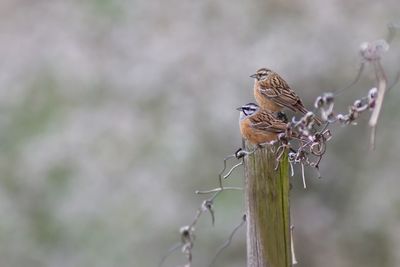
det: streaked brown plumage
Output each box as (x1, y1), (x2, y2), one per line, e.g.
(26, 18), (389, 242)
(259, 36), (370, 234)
(251, 68), (322, 125)
(237, 103), (287, 145)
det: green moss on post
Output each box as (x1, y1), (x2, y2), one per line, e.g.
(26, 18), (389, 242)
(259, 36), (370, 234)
(244, 142), (291, 267)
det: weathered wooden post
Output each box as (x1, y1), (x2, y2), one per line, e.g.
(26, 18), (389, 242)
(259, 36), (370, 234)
(244, 142), (291, 267)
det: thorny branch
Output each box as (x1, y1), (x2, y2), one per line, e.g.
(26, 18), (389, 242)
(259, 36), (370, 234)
(209, 214), (247, 267)
(268, 30), (399, 187)
(162, 25), (399, 267)
(334, 62), (365, 96)
(160, 148), (249, 267)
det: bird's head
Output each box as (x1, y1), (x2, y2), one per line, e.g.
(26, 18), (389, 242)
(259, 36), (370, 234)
(250, 68), (273, 81)
(237, 103), (259, 120)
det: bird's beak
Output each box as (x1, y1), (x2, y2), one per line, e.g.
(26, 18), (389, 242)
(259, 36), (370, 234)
(250, 73), (257, 79)
(236, 107), (244, 111)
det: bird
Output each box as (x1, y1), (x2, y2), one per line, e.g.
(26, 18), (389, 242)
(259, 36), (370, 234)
(237, 103), (288, 145)
(250, 68), (322, 125)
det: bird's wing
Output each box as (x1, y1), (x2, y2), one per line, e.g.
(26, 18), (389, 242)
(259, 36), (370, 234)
(259, 88), (296, 111)
(259, 74), (306, 112)
(249, 112), (287, 133)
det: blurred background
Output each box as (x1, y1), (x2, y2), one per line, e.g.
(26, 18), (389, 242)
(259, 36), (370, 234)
(0, 0), (399, 266)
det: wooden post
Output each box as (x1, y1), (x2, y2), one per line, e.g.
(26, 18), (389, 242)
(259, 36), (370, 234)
(244, 142), (291, 267)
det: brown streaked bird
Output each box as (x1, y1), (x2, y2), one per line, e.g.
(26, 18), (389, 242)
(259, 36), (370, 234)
(237, 103), (288, 145)
(251, 68), (322, 125)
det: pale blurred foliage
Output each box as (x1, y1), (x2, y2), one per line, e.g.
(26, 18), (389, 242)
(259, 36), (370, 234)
(0, 0), (399, 266)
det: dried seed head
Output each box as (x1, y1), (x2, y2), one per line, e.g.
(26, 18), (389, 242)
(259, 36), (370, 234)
(337, 113), (348, 124)
(304, 111), (314, 121)
(202, 200), (213, 211)
(360, 39), (389, 61)
(288, 152), (296, 161)
(314, 96), (324, 108)
(323, 93), (335, 105)
(353, 99), (368, 112)
(180, 226), (192, 238)
(311, 142), (326, 156)
(323, 129), (333, 141)
(368, 87), (378, 110)
(353, 99), (363, 109)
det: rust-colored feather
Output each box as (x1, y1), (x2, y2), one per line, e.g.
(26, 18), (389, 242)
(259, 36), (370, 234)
(239, 107), (287, 145)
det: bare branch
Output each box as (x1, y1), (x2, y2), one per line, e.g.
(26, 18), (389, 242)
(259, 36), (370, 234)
(196, 187), (243, 194)
(334, 62), (365, 96)
(159, 242), (182, 267)
(209, 215), (247, 267)
(223, 161), (243, 179)
(369, 60), (388, 149)
(291, 226), (298, 265)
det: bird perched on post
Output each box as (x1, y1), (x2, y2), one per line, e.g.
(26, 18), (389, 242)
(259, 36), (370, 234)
(237, 103), (288, 145)
(251, 68), (322, 125)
